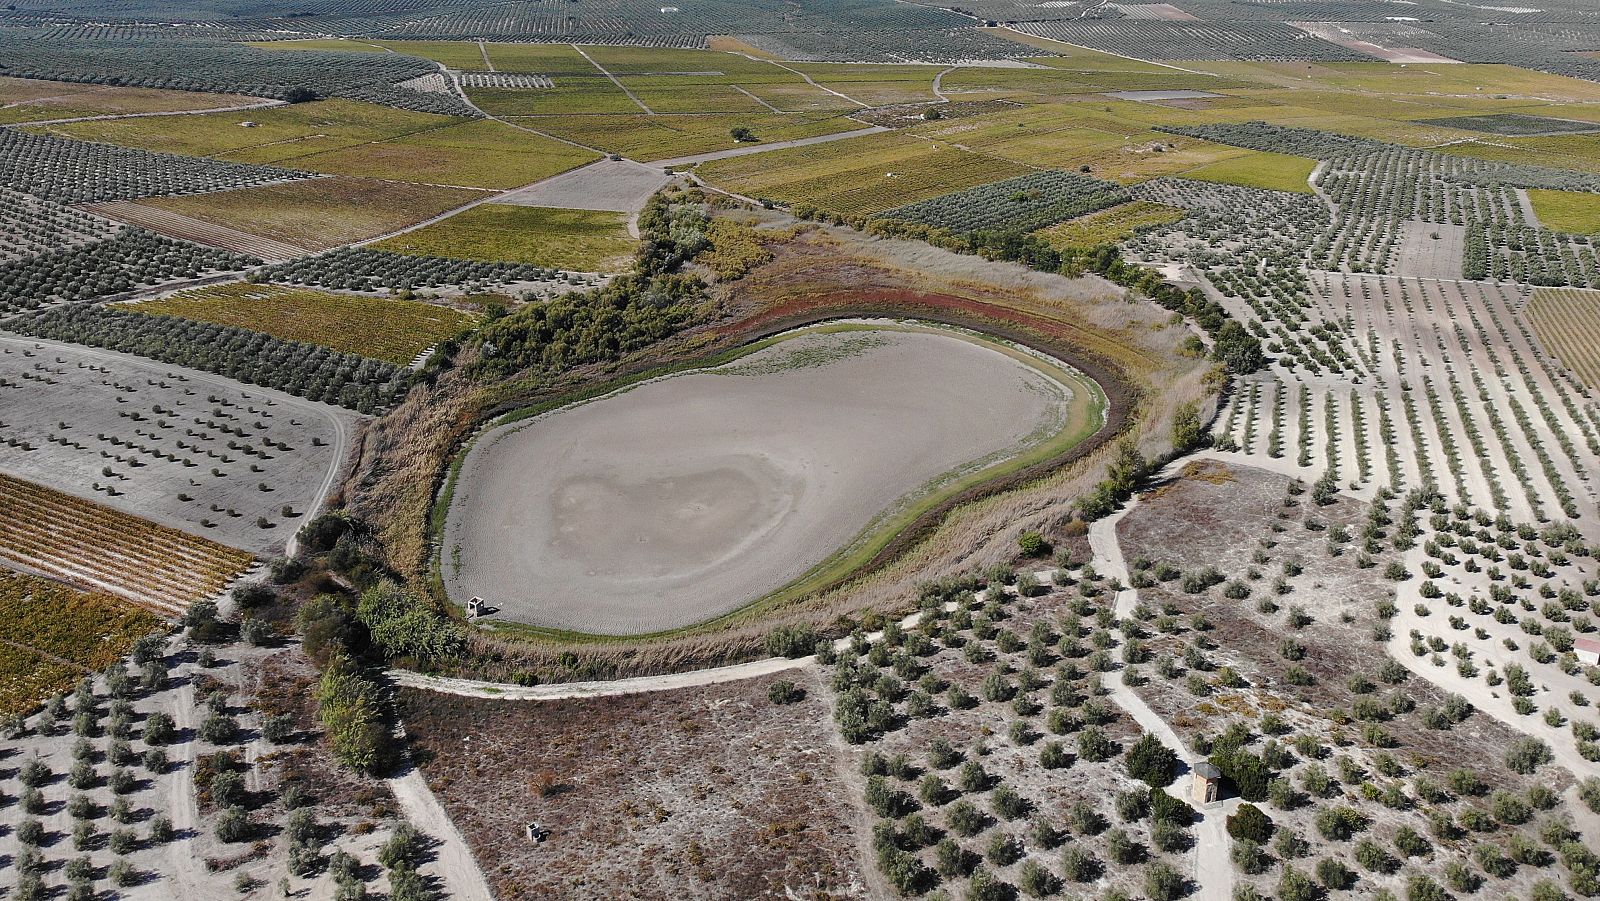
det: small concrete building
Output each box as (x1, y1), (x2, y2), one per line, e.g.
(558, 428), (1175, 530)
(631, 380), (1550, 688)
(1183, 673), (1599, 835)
(1191, 761), (1222, 805)
(1576, 637), (1600, 667)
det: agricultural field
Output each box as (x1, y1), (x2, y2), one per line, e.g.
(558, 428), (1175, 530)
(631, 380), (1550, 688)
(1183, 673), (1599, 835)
(1525, 287), (1600, 391)
(696, 131), (1035, 216)
(0, 333), (350, 554)
(0, 567), (160, 714)
(114, 283), (477, 367)
(373, 204), (635, 272)
(1035, 200), (1188, 250)
(1178, 150), (1317, 194)
(133, 177), (485, 251)
(0, 77), (263, 125)
(1528, 189), (1600, 235)
(6, 7), (1600, 901)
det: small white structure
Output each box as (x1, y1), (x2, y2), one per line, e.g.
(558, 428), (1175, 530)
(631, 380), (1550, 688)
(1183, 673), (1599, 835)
(526, 822), (548, 843)
(238, 121), (258, 128)
(467, 596), (487, 617)
(1577, 637), (1600, 667)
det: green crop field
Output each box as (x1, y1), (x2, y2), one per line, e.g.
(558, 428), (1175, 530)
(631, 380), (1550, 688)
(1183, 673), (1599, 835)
(1035, 200), (1188, 249)
(375, 204), (635, 271)
(523, 112), (861, 162)
(31, 98), (460, 163)
(114, 282), (476, 365)
(1528, 189), (1600, 234)
(1178, 148), (1316, 193)
(697, 131), (1033, 216)
(141, 177), (484, 250)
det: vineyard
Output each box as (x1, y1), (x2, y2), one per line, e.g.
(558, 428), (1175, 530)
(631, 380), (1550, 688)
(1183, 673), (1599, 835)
(733, 27), (1037, 63)
(0, 566), (161, 715)
(0, 474), (253, 613)
(373, 204), (635, 273)
(3, 304), (411, 413)
(0, 127), (310, 205)
(880, 170), (1129, 235)
(696, 131), (1035, 217)
(256, 247), (600, 296)
(0, 229), (257, 315)
(117, 282), (477, 367)
(1525, 288), (1600, 392)
(1034, 200), (1187, 251)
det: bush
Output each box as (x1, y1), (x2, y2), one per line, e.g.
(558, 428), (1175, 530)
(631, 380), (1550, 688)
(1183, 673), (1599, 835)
(1124, 733), (1178, 786)
(317, 653), (392, 774)
(1228, 803), (1274, 843)
(1505, 737), (1553, 774)
(1145, 861), (1185, 901)
(1018, 531), (1048, 557)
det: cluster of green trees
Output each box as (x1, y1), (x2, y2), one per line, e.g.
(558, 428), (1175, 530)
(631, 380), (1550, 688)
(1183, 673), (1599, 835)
(258, 248), (579, 293)
(7, 304), (410, 412)
(0, 127), (308, 205)
(0, 229), (255, 313)
(469, 193), (713, 380)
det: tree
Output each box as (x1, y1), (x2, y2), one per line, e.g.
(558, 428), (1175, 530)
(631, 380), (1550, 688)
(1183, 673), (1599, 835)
(317, 653), (391, 774)
(730, 126), (756, 143)
(1124, 734), (1178, 787)
(1228, 803), (1274, 843)
(1172, 401), (1204, 451)
(765, 623), (819, 658)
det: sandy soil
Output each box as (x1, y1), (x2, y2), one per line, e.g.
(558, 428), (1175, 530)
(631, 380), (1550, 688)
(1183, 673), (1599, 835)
(495, 158), (674, 214)
(446, 325), (1081, 634)
(1393, 220), (1466, 280)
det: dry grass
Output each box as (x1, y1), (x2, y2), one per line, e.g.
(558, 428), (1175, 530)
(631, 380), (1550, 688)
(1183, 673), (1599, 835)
(397, 671), (869, 899)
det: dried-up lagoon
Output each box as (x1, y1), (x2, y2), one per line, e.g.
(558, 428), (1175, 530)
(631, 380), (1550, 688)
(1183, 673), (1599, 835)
(443, 321), (1105, 635)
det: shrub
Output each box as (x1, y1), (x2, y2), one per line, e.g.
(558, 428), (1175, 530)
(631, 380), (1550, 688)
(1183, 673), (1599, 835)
(767, 680), (804, 705)
(766, 623), (820, 658)
(1124, 733), (1178, 787)
(1228, 803), (1273, 842)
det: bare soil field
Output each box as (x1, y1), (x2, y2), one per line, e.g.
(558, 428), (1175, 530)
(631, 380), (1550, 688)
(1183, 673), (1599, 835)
(397, 670), (871, 900)
(1392, 220), (1466, 280)
(83, 200), (311, 260)
(445, 324), (1089, 634)
(495, 158), (676, 214)
(0, 334), (351, 555)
